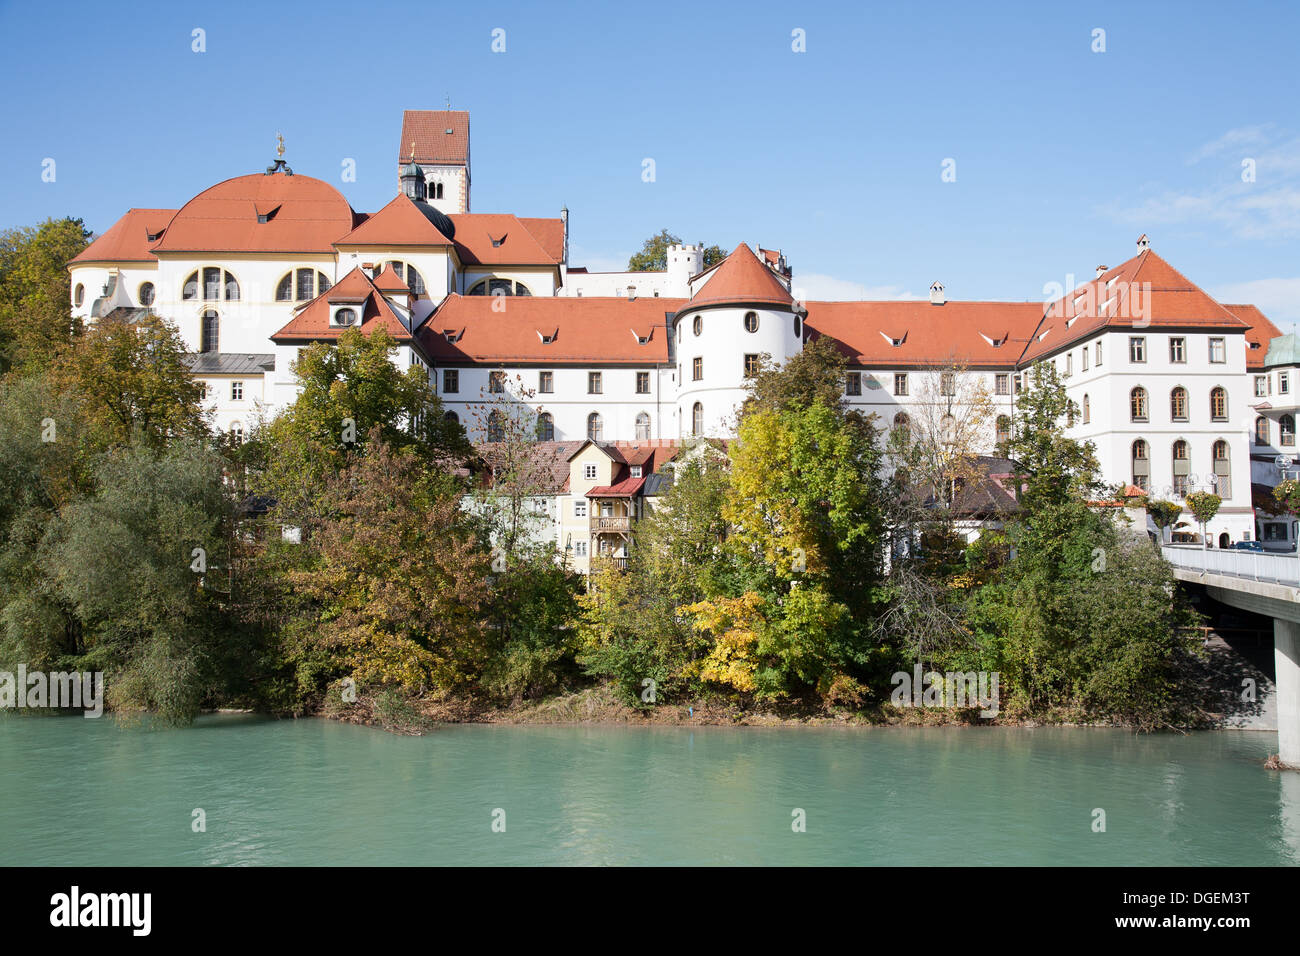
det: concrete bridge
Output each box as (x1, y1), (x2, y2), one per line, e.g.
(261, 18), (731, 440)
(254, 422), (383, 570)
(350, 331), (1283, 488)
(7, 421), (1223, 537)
(1162, 544), (1300, 768)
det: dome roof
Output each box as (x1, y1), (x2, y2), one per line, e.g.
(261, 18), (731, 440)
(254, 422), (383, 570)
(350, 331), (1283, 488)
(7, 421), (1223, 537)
(680, 243), (794, 311)
(400, 160), (423, 180)
(151, 171), (356, 254)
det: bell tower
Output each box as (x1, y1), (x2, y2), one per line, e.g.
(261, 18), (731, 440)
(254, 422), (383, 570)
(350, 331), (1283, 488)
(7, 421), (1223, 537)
(398, 109), (471, 215)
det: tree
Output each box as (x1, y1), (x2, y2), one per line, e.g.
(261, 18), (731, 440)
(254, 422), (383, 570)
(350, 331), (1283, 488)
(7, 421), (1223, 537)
(744, 334), (848, 417)
(49, 313), (206, 453)
(1184, 491), (1222, 549)
(0, 218), (91, 374)
(627, 229), (724, 272)
(253, 327), (467, 528)
(286, 437), (492, 694)
(1145, 499), (1183, 544)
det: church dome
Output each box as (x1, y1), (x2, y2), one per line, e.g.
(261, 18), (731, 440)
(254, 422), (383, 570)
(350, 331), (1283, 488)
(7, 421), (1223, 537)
(400, 160), (423, 181)
(151, 171), (356, 254)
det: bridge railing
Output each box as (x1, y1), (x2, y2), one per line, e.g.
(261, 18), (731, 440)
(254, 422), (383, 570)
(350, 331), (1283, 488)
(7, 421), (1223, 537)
(1160, 544), (1300, 585)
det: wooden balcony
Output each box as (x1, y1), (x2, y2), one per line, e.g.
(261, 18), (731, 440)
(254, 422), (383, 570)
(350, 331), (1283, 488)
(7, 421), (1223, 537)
(591, 515), (631, 533)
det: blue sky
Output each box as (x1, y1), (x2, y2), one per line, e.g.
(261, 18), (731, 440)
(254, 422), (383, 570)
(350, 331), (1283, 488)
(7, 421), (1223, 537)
(2, 0), (1297, 321)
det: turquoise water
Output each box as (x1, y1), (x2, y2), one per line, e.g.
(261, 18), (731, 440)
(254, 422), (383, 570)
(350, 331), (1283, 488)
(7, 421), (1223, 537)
(1, 714), (1296, 865)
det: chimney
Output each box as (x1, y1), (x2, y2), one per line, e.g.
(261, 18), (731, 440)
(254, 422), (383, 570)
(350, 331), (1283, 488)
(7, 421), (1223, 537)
(929, 281), (945, 306)
(1136, 233), (1150, 251)
(1096, 265), (1108, 278)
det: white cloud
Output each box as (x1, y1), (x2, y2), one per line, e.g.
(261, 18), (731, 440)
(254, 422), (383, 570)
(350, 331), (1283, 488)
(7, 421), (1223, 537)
(791, 272), (922, 302)
(1210, 277), (1300, 325)
(1103, 126), (1300, 240)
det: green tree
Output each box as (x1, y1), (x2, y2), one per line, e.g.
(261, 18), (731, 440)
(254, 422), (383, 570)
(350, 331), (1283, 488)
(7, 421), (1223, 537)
(744, 334), (848, 417)
(1145, 499), (1183, 544)
(1184, 491), (1222, 549)
(0, 217), (91, 374)
(627, 229), (725, 272)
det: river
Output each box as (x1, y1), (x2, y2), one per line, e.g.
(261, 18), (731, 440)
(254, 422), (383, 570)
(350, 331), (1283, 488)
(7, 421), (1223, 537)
(2, 714), (1296, 865)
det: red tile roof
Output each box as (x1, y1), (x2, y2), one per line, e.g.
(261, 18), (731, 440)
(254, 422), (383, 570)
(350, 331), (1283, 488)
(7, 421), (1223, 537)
(518, 217), (566, 262)
(805, 300), (1044, 368)
(70, 209), (176, 263)
(271, 267), (413, 343)
(336, 193), (453, 246)
(152, 172), (357, 255)
(400, 110), (470, 165)
(373, 263), (409, 292)
(586, 477), (647, 498)
(450, 214), (562, 266)
(1224, 303), (1283, 370)
(685, 243), (794, 310)
(1020, 249), (1248, 363)
(419, 295), (683, 364)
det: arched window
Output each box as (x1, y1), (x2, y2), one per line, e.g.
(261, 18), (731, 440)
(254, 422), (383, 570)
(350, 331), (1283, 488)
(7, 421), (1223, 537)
(138, 282), (155, 307)
(536, 412), (554, 441)
(200, 310), (219, 353)
(1282, 414), (1295, 447)
(1212, 439), (1230, 498)
(587, 413), (603, 442)
(1082, 394), (1090, 424)
(467, 278), (531, 296)
(430, 182), (444, 200)
(794, 315), (802, 338)
(487, 409), (505, 442)
(183, 268), (240, 301)
(1131, 439), (1149, 490)
(275, 269), (332, 302)
(1210, 386), (1227, 421)
(892, 412), (910, 441)
(1256, 416), (1270, 446)
(1170, 386), (1187, 421)
(444, 411), (460, 425)
(996, 415), (1011, 444)
(692, 315), (702, 336)
(744, 311), (758, 333)
(73, 283), (84, 307)
(1173, 439), (1190, 496)
(635, 412), (651, 440)
(1130, 386), (1148, 422)
(692, 402), (704, 436)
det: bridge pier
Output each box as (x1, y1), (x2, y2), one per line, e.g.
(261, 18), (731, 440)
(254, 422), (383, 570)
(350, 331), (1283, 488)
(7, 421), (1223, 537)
(1278, 620), (1300, 768)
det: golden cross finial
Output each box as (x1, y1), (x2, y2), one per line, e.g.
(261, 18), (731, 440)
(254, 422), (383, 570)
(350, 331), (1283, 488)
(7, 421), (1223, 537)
(276, 132), (285, 158)
(445, 94), (451, 110)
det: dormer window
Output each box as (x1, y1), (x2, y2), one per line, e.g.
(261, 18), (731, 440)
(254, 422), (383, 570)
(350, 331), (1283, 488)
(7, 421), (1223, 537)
(632, 329), (652, 345)
(631, 465), (643, 478)
(442, 329), (462, 343)
(490, 235), (505, 247)
(538, 329), (558, 344)
(331, 306), (358, 327)
(879, 330), (907, 347)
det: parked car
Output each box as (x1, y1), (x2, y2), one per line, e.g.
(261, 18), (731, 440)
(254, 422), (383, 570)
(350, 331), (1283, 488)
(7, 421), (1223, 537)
(1232, 540), (1265, 552)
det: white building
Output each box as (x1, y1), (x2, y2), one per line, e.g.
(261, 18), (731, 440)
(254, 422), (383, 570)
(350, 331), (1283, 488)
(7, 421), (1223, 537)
(68, 110), (1287, 550)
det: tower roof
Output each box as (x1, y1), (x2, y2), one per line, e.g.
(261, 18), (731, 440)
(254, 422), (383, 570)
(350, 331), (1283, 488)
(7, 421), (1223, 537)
(400, 110), (470, 166)
(683, 243), (794, 310)
(336, 193), (455, 245)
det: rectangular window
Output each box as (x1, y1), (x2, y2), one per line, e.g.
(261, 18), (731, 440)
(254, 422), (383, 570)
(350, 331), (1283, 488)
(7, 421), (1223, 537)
(588, 371), (602, 394)
(845, 371), (862, 396)
(1170, 337), (1186, 363)
(1081, 349), (1089, 372)
(1256, 375), (1268, 397)
(940, 371), (956, 396)
(1095, 340), (1103, 365)
(1265, 523), (1288, 542)
(1209, 337), (1226, 363)
(574, 499), (588, 517)
(231, 381), (243, 401)
(692, 357), (703, 381)
(296, 268), (314, 302)
(744, 354), (761, 379)
(198, 382), (208, 401)
(630, 465), (642, 478)
(1014, 373), (1023, 394)
(1129, 337), (1146, 363)
(636, 371), (650, 394)
(894, 373), (908, 396)
(583, 464), (597, 480)
(489, 371), (506, 393)
(1282, 372), (1291, 395)
(1065, 354), (1073, 376)
(995, 373), (1010, 395)
(443, 369), (459, 393)
(573, 540), (588, 557)
(203, 267), (222, 301)
(539, 371), (553, 393)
